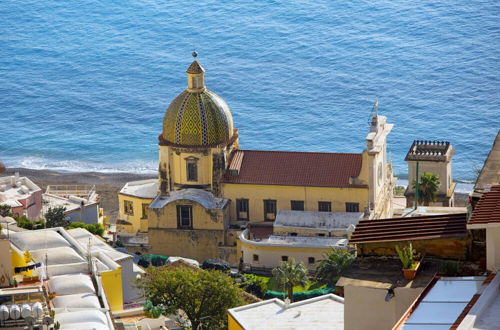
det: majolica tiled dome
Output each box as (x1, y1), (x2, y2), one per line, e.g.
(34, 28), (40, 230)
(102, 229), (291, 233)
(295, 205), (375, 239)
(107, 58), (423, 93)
(162, 61), (234, 147)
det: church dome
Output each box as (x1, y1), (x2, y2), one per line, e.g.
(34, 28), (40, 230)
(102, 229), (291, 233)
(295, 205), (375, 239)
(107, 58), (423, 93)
(161, 61), (234, 148)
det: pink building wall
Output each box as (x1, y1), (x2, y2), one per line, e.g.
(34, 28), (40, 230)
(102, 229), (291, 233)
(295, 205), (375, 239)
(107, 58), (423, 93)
(17, 189), (42, 220)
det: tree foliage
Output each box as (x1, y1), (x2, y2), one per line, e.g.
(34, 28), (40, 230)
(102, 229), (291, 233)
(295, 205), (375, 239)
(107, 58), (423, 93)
(67, 222), (105, 236)
(15, 216), (45, 230)
(0, 204), (12, 217)
(268, 259), (308, 302)
(315, 249), (355, 286)
(412, 172), (441, 206)
(44, 206), (69, 228)
(136, 266), (244, 329)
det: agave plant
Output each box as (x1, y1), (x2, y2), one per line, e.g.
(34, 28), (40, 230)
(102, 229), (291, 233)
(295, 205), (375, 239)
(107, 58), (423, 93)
(395, 242), (419, 270)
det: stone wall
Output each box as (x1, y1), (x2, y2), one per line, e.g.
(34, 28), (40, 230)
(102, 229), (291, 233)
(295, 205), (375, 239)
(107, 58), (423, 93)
(148, 228), (238, 265)
(357, 237), (470, 259)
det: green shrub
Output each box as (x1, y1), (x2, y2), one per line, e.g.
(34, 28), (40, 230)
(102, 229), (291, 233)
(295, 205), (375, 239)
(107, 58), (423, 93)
(243, 274), (269, 298)
(441, 260), (462, 276)
(14, 216), (45, 230)
(67, 222), (105, 236)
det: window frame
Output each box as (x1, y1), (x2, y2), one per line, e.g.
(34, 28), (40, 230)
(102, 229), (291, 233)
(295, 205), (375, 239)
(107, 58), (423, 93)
(263, 199), (277, 221)
(253, 254), (259, 262)
(176, 205), (193, 229)
(318, 201), (332, 212)
(141, 203), (149, 219)
(124, 200), (134, 216)
(346, 202), (360, 212)
(185, 157), (198, 182)
(236, 198), (249, 221)
(281, 256), (289, 262)
(308, 257), (315, 265)
(290, 200), (305, 211)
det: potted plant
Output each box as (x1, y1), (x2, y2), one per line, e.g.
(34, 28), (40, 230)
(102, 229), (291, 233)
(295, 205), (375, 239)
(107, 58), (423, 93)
(395, 242), (421, 280)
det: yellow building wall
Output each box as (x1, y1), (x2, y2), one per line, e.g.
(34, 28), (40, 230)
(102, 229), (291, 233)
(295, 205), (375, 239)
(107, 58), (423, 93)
(101, 268), (124, 312)
(228, 313), (244, 330)
(11, 248), (32, 277)
(118, 193), (154, 233)
(147, 200), (238, 264)
(169, 149), (213, 186)
(148, 201), (225, 231)
(149, 228), (230, 264)
(222, 183), (369, 222)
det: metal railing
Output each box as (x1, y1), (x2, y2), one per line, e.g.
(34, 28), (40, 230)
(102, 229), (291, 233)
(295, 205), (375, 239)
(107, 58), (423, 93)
(45, 184), (97, 200)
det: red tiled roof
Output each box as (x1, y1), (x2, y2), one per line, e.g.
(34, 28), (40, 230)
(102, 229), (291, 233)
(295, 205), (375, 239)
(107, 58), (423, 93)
(468, 185), (500, 225)
(249, 223), (274, 239)
(221, 150), (366, 188)
(349, 213), (468, 243)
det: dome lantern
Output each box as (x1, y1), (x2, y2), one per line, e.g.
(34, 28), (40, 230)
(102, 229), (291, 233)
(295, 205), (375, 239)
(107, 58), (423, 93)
(186, 61), (205, 92)
(161, 60), (234, 148)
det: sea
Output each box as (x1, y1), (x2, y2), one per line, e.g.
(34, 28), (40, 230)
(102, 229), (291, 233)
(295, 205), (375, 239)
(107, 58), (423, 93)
(0, 0), (498, 191)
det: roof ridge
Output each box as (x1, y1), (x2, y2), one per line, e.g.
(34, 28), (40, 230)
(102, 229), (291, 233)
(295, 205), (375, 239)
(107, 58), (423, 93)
(239, 149), (362, 156)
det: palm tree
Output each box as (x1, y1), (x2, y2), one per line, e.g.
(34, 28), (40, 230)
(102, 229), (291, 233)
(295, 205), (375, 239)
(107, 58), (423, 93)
(268, 259), (308, 302)
(315, 249), (355, 286)
(413, 172), (441, 206)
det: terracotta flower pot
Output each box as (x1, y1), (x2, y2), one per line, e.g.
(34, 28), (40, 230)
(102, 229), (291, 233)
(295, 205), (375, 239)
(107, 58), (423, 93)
(402, 261), (420, 280)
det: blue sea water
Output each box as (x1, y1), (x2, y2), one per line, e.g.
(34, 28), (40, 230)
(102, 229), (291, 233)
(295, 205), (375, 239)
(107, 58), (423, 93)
(0, 0), (499, 181)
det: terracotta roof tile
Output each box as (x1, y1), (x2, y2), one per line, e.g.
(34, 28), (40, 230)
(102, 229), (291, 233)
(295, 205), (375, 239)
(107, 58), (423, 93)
(468, 185), (500, 225)
(349, 213), (468, 243)
(221, 150), (366, 188)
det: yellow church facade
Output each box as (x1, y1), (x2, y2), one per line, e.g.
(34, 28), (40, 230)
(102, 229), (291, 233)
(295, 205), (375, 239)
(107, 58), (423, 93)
(118, 59), (394, 265)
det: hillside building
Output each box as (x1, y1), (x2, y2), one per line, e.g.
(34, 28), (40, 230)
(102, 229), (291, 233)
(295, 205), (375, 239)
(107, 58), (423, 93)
(119, 59), (395, 265)
(0, 174), (42, 220)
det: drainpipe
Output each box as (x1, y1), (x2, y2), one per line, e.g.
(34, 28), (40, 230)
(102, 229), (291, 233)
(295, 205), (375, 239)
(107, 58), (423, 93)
(415, 161), (419, 209)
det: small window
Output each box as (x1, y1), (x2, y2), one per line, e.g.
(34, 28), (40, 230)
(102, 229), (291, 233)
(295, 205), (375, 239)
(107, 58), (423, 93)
(317, 233), (325, 237)
(308, 257), (315, 264)
(253, 254), (259, 262)
(177, 205), (193, 229)
(290, 200), (305, 211)
(124, 200), (134, 216)
(186, 160), (198, 181)
(236, 199), (249, 220)
(141, 203), (149, 219)
(264, 199), (277, 221)
(289, 232), (298, 236)
(346, 202), (360, 212)
(318, 201), (332, 212)
(281, 256), (289, 262)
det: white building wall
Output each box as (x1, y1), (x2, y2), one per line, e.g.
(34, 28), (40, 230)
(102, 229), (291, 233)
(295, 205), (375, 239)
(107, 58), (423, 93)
(241, 244), (331, 270)
(486, 227), (500, 272)
(344, 285), (423, 330)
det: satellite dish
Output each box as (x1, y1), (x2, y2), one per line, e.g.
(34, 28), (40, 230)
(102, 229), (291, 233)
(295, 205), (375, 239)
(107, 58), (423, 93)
(25, 316), (34, 326)
(42, 316), (53, 326)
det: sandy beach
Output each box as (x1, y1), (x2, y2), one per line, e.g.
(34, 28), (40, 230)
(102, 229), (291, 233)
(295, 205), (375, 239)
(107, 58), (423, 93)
(4, 167), (155, 221)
